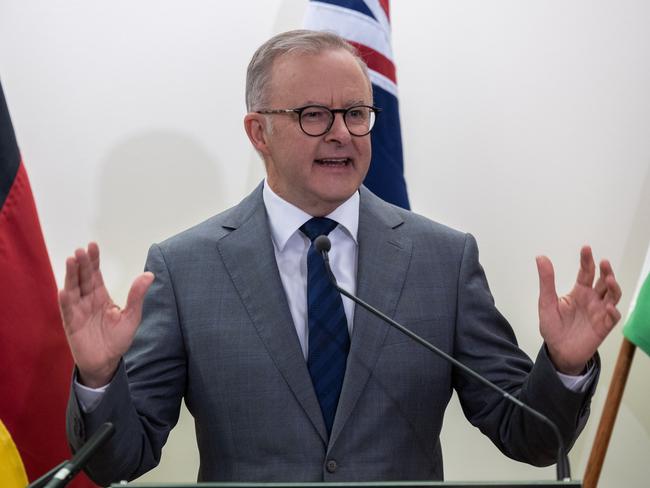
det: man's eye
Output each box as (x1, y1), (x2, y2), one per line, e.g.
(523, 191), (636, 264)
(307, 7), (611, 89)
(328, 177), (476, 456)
(303, 110), (325, 120)
(347, 109), (366, 120)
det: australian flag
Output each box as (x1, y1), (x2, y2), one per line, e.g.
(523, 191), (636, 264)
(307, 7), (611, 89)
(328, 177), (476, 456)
(305, 0), (410, 209)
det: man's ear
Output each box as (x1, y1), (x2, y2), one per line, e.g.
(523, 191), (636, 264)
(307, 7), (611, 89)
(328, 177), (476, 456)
(244, 113), (270, 155)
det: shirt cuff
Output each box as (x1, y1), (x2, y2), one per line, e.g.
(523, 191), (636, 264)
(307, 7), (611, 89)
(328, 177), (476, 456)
(555, 359), (597, 393)
(73, 375), (109, 413)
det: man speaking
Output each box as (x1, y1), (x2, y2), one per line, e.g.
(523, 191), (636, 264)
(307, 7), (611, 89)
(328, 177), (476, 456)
(61, 30), (622, 485)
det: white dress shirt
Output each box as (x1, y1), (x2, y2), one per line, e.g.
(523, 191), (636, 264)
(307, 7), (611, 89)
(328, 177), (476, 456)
(263, 180), (358, 359)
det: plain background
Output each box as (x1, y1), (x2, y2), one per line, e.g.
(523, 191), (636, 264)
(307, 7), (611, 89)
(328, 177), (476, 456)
(1, 1), (648, 486)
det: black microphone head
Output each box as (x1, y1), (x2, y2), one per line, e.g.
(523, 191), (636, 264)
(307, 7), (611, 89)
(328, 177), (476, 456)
(314, 235), (331, 253)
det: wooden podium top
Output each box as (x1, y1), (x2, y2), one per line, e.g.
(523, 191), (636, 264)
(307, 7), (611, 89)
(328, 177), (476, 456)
(111, 480), (582, 488)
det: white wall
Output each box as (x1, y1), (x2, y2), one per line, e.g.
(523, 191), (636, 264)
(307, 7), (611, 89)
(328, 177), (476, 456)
(1, 1), (648, 486)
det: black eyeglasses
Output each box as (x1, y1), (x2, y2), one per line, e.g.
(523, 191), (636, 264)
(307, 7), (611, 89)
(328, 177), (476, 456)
(256, 105), (381, 137)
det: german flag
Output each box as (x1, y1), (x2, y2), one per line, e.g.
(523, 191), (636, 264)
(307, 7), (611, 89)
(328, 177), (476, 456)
(0, 82), (94, 487)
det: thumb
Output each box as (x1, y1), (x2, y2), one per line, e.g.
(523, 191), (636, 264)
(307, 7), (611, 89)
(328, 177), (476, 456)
(536, 255), (558, 313)
(123, 272), (155, 324)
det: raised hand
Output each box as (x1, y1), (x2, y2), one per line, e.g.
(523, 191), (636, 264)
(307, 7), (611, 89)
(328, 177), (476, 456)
(58, 242), (154, 387)
(536, 246), (622, 375)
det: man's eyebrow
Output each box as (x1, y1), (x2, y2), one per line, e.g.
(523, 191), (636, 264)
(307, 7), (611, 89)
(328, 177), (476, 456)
(300, 99), (369, 107)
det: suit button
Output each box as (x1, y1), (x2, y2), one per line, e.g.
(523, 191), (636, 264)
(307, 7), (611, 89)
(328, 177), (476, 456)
(326, 460), (337, 473)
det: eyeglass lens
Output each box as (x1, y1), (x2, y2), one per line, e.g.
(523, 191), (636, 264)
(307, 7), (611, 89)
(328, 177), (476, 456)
(299, 106), (375, 136)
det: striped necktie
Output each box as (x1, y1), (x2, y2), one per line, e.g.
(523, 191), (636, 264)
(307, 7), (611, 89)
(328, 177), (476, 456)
(300, 217), (350, 435)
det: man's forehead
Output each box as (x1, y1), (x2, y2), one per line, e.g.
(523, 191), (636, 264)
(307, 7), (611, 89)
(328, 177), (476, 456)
(268, 50), (372, 103)
(271, 49), (356, 75)
(274, 47), (350, 65)
(300, 97), (368, 107)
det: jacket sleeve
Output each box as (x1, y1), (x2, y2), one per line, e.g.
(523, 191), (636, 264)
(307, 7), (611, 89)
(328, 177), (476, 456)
(452, 233), (598, 466)
(66, 243), (186, 485)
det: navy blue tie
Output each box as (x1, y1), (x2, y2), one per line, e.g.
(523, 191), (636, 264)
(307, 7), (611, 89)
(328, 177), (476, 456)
(300, 217), (350, 435)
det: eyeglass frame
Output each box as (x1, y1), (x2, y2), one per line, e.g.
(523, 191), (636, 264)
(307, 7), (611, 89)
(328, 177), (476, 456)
(255, 104), (382, 137)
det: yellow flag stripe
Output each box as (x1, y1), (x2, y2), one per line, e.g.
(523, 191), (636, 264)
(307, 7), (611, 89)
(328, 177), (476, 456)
(0, 420), (28, 488)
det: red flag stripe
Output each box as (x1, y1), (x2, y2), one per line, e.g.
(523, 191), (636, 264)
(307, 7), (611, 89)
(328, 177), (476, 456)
(0, 86), (96, 487)
(0, 161), (71, 473)
(348, 40), (396, 84)
(378, 0), (390, 20)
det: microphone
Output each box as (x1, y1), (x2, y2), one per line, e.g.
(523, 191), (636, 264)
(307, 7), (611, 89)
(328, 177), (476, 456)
(39, 422), (115, 488)
(26, 461), (67, 488)
(314, 236), (572, 481)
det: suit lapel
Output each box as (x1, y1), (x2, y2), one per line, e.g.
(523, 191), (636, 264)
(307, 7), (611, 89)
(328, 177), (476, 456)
(216, 186), (328, 443)
(329, 188), (413, 448)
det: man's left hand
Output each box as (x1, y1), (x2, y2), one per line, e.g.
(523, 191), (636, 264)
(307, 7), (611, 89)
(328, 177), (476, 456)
(536, 246), (622, 375)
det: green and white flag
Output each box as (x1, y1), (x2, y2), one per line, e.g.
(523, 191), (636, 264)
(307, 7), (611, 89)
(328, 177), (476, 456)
(623, 246), (650, 356)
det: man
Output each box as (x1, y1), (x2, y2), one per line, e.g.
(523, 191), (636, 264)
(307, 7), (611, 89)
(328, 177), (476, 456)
(61, 30), (622, 484)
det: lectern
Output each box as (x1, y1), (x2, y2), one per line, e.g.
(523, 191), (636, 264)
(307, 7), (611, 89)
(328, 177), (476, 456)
(110, 481), (582, 488)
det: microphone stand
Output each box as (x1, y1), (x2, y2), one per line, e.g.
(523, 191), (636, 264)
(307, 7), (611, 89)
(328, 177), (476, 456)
(30, 422), (115, 488)
(27, 461), (67, 488)
(314, 236), (571, 482)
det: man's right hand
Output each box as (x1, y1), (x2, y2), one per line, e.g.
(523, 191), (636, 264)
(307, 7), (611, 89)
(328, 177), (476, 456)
(58, 242), (154, 388)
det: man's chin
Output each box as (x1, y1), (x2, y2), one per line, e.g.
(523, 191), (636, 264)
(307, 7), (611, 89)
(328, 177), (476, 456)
(314, 188), (359, 208)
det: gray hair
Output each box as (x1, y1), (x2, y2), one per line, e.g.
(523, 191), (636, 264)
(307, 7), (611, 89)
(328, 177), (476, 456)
(245, 29), (372, 112)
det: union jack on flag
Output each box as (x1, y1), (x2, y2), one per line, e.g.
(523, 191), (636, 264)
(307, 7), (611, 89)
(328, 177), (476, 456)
(304, 0), (409, 209)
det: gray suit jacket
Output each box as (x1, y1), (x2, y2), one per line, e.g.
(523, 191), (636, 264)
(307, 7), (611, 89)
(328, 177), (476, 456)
(67, 185), (596, 484)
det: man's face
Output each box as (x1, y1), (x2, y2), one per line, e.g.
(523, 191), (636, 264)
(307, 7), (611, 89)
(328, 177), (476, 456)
(247, 49), (373, 216)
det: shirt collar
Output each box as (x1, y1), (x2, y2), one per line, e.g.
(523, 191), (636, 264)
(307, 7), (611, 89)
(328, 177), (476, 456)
(262, 179), (359, 252)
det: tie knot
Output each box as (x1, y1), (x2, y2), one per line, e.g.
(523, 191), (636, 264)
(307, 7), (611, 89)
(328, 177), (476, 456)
(300, 217), (338, 242)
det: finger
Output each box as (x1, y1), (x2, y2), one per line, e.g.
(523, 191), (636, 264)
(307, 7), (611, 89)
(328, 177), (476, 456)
(593, 262), (609, 298)
(63, 256), (81, 297)
(600, 260), (622, 302)
(603, 274), (623, 306)
(600, 258), (614, 277)
(87, 242), (105, 289)
(123, 272), (155, 324)
(58, 289), (76, 329)
(576, 245), (596, 287)
(88, 242), (100, 271)
(536, 255), (558, 310)
(606, 303), (622, 328)
(594, 260), (619, 302)
(75, 247), (94, 296)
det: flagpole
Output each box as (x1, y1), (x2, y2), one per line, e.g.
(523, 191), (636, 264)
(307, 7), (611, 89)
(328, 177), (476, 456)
(583, 337), (636, 488)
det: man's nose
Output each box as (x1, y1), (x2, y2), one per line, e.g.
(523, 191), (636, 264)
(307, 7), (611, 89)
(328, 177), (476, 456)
(324, 113), (352, 144)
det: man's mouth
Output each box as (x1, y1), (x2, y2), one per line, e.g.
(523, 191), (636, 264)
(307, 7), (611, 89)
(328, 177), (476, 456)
(314, 158), (351, 166)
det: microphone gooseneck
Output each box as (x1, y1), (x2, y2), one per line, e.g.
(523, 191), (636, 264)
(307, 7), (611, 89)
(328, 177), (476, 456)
(316, 235), (571, 482)
(41, 422), (115, 488)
